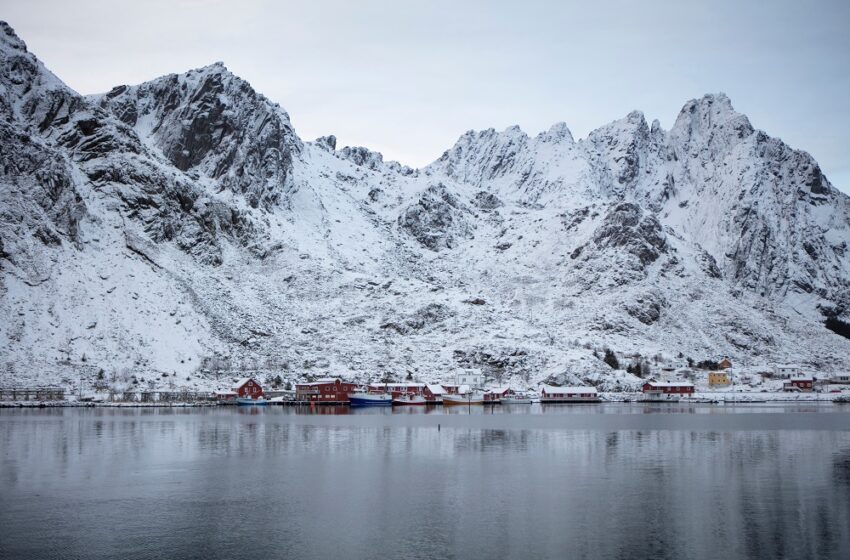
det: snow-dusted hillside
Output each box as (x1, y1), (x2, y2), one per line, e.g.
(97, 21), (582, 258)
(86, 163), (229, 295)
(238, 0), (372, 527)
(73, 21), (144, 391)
(1, 21), (848, 391)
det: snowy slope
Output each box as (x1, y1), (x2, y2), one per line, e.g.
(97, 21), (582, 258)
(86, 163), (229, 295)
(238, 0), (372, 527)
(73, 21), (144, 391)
(1, 21), (849, 393)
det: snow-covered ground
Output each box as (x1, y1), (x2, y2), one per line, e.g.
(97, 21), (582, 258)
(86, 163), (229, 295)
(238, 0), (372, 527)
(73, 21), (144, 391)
(1, 21), (849, 395)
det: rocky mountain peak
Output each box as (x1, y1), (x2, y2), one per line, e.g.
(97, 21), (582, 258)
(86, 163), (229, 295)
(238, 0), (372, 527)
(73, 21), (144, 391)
(537, 121), (574, 144)
(669, 92), (754, 155)
(92, 61), (302, 209)
(0, 20), (26, 53)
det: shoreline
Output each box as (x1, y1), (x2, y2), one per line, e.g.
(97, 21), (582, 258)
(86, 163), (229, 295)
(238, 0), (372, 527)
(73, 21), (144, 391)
(1, 394), (845, 409)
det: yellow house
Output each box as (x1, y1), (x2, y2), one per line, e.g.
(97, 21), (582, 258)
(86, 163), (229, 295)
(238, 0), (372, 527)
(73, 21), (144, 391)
(709, 371), (731, 388)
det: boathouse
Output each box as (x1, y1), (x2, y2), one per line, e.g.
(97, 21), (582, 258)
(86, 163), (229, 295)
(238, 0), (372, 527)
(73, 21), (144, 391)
(424, 384), (446, 402)
(295, 378), (357, 403)
(440, 384), (463, 395)
(484, 386), (515, 403)
(232, 378), (263, 399)
(641, 382), (694, 395)
(213, 389), (238, 403)
(540, 385), (599, 403)
(783, 375), (814, 392)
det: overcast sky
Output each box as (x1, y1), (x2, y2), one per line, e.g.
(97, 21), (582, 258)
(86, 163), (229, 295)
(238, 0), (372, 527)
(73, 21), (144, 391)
(3, 0), (849, 192)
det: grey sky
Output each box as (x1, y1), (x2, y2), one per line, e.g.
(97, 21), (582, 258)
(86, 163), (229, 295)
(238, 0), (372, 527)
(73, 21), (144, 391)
(3, 0), (849, 192)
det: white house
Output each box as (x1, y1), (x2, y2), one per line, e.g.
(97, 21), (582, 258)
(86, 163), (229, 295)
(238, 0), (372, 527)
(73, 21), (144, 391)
(774, 364), (802, 379)
(455, 370), (484, 388)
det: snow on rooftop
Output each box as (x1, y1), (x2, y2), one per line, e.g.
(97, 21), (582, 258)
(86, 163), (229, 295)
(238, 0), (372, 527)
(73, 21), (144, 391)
(368, 382), (426, 388)
(297, 377), (341, 386)
(231, 377), (255, 389)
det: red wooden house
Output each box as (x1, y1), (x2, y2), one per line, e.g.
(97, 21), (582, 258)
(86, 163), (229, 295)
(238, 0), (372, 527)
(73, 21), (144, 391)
(440, 384), (463, 395)
(783, 376), (814, 392)
(233, 378), (263, 399)
(641, 382), (694, 395)
(484, 387), (515, 403)
(423, 384), (446, 403)
(296, 378), (357, 404)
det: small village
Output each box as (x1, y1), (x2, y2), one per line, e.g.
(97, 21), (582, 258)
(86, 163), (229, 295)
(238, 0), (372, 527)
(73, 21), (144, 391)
(2, 358), (849, 407)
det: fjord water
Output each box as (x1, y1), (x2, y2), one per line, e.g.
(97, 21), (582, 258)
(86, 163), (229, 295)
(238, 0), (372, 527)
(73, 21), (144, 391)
(1, 405), (848, 560)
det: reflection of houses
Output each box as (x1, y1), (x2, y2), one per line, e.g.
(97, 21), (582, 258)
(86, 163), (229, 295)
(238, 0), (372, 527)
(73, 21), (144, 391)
(540, 385), (599, 403)
(295, 378), (357, 403)
(233, 378), (263, 399)
(708, 371), (731, 388)
(783, 375), (814, 392)
(774, 364), (802, 379)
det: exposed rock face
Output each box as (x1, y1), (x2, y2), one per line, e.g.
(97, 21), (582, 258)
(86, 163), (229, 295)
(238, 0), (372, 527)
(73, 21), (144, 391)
(623, 290), (667, 325)
(1, 21), (850, 388)
(0, 122), (85, 283)
(585, 203), (667, 266)
(472, 191), (503, 211)
(398, 184), (474, 250)
(92, 63), (301, 210)
(380, 303), (455, 335)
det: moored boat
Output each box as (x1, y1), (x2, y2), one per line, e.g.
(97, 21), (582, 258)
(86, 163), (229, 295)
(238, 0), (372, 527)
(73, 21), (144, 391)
(392, 394), (427, 406)
(501, 394), (532, 404)
(443, 392), (485, 406)
(237, 396), (268, 406)
(349, 392), (393, 407)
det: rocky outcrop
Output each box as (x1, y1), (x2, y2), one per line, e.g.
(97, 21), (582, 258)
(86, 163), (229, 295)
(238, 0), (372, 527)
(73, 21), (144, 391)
(92, 63), (301, 210)
(380, 303), (455, 334)
(572, 203), (667, 267)
(398, 184), (474, 250)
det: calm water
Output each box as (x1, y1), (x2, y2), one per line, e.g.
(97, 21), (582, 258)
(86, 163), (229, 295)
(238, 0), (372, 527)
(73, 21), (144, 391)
(1, 404), (849, 560)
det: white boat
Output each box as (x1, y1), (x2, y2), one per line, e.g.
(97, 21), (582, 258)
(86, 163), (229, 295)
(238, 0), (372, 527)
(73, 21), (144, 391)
(349, 392), (393, 406)
(443, 392), (485, 406)
(237, 396), (268, 406)
(501, 394), (532, 404)
(392, 394), (427, 406)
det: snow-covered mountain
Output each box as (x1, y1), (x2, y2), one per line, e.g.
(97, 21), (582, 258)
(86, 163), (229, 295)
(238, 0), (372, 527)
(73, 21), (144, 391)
(1, 21), (848, 390)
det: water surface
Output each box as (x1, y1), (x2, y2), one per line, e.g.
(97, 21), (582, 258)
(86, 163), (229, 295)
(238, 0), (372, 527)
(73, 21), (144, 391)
(1, 404), (848, 559)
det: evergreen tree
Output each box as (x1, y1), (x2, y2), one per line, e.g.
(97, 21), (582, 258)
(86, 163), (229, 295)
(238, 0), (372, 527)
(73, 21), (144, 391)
(603, 349), (620, 370)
